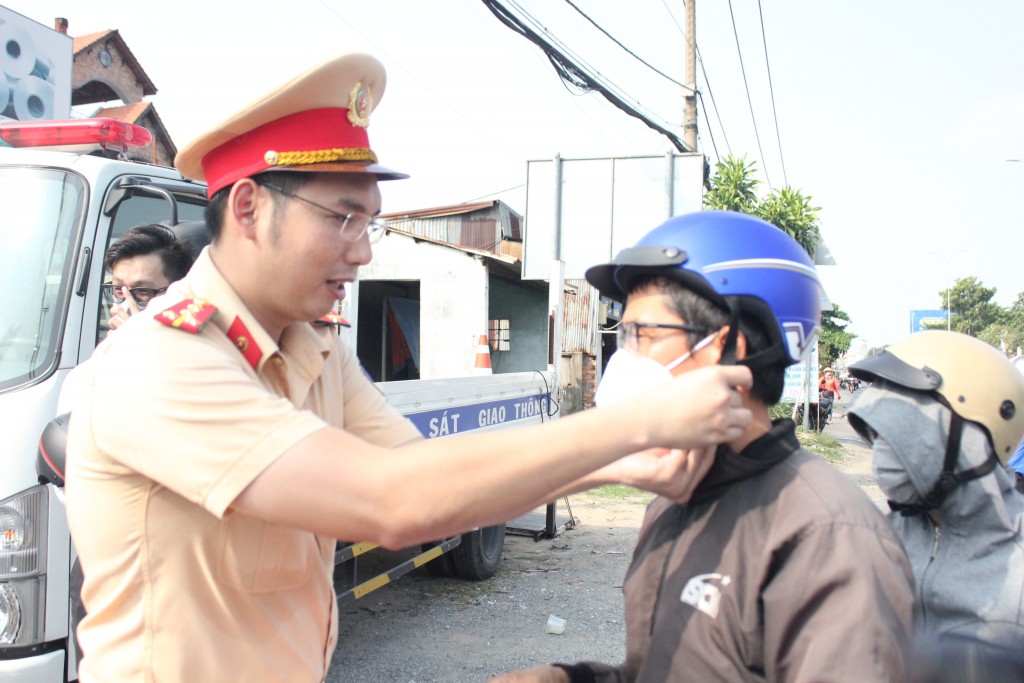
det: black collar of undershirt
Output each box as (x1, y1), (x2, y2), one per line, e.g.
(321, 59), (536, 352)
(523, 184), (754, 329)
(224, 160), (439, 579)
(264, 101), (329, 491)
(688, 419), (797, 505)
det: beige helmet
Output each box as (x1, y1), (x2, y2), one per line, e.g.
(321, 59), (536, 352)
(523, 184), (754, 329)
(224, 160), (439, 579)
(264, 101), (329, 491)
(849, 330), (1024, 462)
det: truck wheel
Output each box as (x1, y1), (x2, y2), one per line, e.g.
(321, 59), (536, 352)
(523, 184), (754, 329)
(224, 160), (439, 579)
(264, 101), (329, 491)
(419, 541), (458, 578)
(452, 523), (505, 580)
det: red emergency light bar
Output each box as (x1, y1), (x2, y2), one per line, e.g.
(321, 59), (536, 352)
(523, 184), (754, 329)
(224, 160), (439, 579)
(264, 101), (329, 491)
(0, 118), (152, 149)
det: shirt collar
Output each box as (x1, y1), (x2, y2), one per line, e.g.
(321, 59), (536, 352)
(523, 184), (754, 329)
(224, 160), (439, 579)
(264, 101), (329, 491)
(169, 247), (331, 373)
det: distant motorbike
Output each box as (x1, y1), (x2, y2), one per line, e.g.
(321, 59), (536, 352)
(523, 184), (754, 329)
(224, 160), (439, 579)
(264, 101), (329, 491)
(793, 390), (834, 432)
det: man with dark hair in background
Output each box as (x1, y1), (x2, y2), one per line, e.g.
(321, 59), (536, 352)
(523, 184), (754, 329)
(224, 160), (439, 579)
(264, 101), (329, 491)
(101, 223), (196, 333)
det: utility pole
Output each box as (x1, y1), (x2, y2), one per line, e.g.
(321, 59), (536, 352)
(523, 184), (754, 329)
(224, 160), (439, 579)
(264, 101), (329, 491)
(946, 283), (951, 331)
(683, 0), (698, 152)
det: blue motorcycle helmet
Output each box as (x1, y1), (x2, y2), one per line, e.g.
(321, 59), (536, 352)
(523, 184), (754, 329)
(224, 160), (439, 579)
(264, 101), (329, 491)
(585, 210), (822, 370)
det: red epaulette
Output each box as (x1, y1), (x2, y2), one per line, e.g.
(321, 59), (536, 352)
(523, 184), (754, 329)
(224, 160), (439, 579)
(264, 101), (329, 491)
(155, 299), (217, 334)
(313, 312), (351, 328)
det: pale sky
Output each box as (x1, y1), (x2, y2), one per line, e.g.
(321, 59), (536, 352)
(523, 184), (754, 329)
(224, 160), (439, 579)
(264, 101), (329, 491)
(5, 0), (1023, 349)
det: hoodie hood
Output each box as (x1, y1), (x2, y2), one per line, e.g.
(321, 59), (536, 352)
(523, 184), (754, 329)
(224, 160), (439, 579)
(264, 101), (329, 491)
(847, 381), (1020, 526)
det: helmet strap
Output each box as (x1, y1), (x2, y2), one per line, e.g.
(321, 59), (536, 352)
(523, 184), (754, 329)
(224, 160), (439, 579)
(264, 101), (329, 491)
(717, 297), (788, 370)
(718, 304), (741, 366)
(887, 411), (997, 516)
(737, 348), (783, 372)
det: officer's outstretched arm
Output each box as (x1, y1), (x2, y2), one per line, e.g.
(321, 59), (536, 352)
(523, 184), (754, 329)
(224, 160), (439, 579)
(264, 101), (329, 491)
(232, 364), (751, 549)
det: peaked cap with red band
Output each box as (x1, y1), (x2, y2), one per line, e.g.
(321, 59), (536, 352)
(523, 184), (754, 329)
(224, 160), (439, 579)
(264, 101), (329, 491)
(175, 53), (407, 198)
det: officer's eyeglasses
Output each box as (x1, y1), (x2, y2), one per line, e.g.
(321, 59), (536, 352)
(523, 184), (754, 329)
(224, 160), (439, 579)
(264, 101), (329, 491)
(259, 181), (387, 244)
(101, 283), (168, 308)
(616, 321), (706, 353)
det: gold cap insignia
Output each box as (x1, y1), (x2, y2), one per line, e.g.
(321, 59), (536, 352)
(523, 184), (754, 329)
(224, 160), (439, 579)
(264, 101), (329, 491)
(348, 82), (372, 128)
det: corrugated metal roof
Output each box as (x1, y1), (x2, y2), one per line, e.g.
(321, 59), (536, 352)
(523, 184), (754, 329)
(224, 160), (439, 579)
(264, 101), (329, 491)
(384, 226), (520, 265)
(382, 200), (501, 221)
(383, 200), (524, 259)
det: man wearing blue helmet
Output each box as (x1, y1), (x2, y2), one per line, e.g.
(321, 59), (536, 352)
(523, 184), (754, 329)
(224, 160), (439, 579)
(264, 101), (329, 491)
(492, 211), (914, 683)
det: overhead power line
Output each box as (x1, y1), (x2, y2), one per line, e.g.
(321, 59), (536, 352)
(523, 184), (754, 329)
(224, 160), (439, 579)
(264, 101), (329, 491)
(317, 0), (525, 165)
(697, 53), (730, 161)
(561, 0), (695, 94)
(697, 91), (720, 162)
(727, 0), (773, 192)
(561, 0), (725, 160)
(481, 0), (692, 153)
(757, 0), (788, 187)
(657, 0), (731, 160)
(463, 183), (526, 203)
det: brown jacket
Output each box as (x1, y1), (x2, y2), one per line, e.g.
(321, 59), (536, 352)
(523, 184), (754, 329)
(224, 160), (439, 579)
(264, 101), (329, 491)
(578, 421), (914, 683)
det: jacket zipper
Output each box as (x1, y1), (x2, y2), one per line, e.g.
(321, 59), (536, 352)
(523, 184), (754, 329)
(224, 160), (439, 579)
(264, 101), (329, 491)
(918, 514), (941, 633)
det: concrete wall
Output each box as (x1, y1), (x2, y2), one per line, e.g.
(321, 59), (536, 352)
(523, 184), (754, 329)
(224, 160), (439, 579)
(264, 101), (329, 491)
(488, 276), (548, 373)
(352, 233), (489, 379)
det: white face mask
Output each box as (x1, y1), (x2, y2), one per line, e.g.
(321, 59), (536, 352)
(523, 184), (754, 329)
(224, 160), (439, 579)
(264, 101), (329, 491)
(595, 332), (718, 407)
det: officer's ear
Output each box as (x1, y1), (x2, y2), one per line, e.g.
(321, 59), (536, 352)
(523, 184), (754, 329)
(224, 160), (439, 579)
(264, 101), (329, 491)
(226, 179), (264, 241)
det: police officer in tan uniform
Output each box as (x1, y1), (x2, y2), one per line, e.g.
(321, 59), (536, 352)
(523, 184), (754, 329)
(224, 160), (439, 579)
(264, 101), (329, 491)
(64, 53), (753, 683)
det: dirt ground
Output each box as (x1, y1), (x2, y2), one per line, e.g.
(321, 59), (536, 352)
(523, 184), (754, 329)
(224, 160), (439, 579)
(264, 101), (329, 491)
(328, 399), (878, 682)
(328, 493), (649, 682)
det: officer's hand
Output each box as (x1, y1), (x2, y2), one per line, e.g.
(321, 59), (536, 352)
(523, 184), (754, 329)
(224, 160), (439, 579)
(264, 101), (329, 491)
(636, 365), (752, 450)
(107, 287), (139, 337)
(488, 665), (569, 683)
(603, 446), (716, 503)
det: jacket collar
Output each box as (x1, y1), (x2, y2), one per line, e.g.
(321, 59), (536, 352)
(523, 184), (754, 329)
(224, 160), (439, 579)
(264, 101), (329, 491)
(689, 419), (797, 504)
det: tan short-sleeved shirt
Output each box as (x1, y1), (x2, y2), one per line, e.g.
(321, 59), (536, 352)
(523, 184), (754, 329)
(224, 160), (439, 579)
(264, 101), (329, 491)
(65, 248), (420, 683)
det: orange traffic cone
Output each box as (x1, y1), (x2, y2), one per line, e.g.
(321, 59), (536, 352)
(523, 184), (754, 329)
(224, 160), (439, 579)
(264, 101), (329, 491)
(473, 335), (492, 375)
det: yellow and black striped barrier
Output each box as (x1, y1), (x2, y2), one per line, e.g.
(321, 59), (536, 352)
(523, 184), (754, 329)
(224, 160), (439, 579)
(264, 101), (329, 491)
(333, 541), (379, 565)
(335, 536), (462, 606)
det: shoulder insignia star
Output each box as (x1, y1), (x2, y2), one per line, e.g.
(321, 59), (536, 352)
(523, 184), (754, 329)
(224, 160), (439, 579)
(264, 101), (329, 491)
(313, 312), (351, 328)
(155, 299), (217, 333)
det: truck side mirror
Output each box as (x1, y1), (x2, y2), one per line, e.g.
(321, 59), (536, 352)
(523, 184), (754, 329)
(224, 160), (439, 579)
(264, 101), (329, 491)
(37, 413), (71, 488)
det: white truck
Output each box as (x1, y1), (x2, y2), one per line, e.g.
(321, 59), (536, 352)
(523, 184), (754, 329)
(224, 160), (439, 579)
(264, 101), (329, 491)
(0, 117), (560, 681)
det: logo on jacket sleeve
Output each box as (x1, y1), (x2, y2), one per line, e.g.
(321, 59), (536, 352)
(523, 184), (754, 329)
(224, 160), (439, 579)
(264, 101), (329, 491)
(680, 572), (731, 619)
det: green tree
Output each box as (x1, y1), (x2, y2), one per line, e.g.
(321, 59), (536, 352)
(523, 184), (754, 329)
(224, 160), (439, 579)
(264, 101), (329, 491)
(978, 323), (1024, 356)
(928, 276), (1004, 336)
(703, 152), (851, 366)
(703, 155), (822, 260)
(818, 304), (855, 369)
(755, 186), (823, 257)
(1005, 292), (1024, 334)
(703, 155), (760, 212)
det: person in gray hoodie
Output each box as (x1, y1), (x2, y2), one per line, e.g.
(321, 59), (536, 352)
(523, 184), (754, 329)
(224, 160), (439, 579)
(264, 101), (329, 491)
(847, 330), (1024, 681)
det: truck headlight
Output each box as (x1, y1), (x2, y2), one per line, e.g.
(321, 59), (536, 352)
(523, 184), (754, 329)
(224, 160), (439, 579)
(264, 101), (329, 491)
(0, 486), (47, 647)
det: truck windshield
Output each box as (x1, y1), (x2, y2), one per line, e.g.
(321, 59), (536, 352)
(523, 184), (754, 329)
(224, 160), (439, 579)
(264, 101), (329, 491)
(0, 167), (86, 392)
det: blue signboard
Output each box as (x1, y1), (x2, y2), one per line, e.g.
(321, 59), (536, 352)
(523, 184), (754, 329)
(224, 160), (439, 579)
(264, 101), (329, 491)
(405, 393), (552, 438)
(910, 309), (948, 332)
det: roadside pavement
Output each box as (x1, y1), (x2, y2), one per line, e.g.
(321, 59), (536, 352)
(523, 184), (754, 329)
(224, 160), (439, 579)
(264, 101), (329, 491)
(821, 392), (885, 505)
